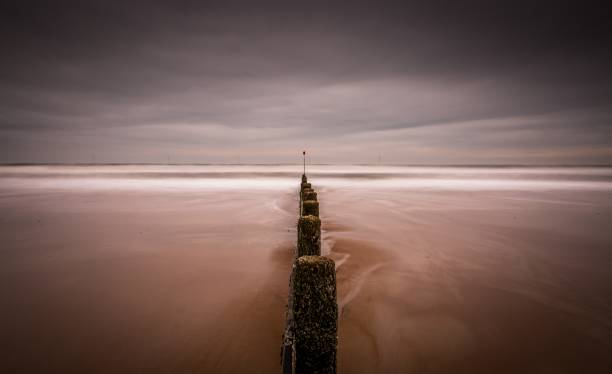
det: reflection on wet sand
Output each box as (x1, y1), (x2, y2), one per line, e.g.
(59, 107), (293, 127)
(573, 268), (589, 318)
(322, 188), (612, 373)
(0, 189), (297, 373)
(1, 165), (611, 373)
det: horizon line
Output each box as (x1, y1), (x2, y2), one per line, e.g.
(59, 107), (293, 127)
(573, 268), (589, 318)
(2, 162), (612, 168)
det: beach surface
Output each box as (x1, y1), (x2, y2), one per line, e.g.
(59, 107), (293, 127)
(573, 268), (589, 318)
(1, 165), (611, 373)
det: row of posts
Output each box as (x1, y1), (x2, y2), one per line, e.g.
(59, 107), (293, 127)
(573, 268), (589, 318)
(282, 174), (338, 374)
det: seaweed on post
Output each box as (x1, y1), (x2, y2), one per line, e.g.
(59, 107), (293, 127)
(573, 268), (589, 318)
(297, 215), (321, 256)
(302, 200), (319, 217)
(293, 256), (338, 374)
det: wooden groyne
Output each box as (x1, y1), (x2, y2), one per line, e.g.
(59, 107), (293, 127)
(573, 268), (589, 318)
(282, 174), (338, 374)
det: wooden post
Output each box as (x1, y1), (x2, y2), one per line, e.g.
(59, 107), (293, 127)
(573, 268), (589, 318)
(303, 190), (317, 202)
(293, 256), (338, 374)
(302, 200), (319, 217)
(284, 173), (338, 374)
(297, 215), (321, 256)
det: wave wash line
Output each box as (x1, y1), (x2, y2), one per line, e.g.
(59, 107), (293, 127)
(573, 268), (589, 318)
(281, 152), (338, 374)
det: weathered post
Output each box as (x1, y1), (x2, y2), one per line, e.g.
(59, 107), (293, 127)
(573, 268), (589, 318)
(293, 256), (338, 374)
(301, 187), (313, 202)
(297, 215), (321, 256)
(302, 200), (319, 217)
(300, 182), (312, 193)
(283, 170), (337, 374)
(300, 183), (313, 216)
(303, 190), (317, 202)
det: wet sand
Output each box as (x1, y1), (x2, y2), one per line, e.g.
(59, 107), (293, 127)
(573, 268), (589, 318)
(1, 165), (612, 373)
(0, 188), (297, 373)
(322, 189), (612, 373)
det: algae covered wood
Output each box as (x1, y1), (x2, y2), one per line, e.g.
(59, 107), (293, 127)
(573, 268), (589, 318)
(302, 200), (319, 217)
(301, 188), (314, 202)
(303, 190), (317, 201)
(297, 215), (321, 256)
(283, 175), (338, 374)
(293, 256), (338, 374)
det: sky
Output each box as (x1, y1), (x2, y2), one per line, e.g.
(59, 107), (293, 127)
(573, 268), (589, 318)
(1, 0), (611, 164)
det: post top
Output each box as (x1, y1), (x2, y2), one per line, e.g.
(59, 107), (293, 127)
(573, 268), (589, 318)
(296, 255), (335, 268)
(299, 214), (320, 222)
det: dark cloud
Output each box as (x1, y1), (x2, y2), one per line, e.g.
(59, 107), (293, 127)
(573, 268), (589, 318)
(1, 0), (611, 164)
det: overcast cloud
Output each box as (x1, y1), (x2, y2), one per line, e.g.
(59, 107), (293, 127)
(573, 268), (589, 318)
(1, 0), (611, 164)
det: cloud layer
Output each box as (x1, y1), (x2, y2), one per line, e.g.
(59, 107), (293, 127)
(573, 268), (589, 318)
(1, 0), (611, 164)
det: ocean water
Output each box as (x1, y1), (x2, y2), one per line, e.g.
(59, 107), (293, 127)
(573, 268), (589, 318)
(1, 165), (611, 373)
(2, 164), (612, 191)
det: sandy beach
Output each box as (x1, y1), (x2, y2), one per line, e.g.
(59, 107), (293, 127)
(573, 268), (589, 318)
(0, 182), (298, 373)
(1, 165), (612, 373)
(323, 188), (612, 373)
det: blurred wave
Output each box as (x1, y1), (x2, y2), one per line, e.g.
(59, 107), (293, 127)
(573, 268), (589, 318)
(1, 164), (612, 191)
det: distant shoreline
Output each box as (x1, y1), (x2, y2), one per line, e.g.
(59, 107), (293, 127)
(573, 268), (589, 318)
(2, 163), (612, 167)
